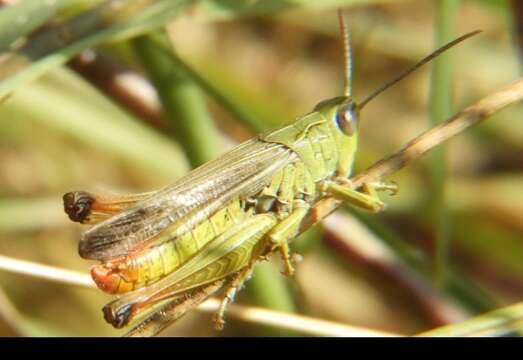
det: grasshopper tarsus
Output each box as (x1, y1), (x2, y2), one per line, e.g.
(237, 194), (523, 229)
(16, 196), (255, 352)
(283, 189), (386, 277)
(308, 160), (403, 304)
(212, 314), (225, 331)
(103, 303), (133, 329)
(376, 180), (399, 196)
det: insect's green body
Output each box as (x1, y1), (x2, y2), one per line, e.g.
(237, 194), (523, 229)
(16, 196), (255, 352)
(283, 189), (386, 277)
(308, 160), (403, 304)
(63, 11), (476, 333)
(91, 199), (252, 294)
(90, 96), (366, 328)
(264, 96), (358, 180)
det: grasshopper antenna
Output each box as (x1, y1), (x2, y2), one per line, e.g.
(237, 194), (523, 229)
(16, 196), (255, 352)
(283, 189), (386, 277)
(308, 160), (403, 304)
(359, 29), (481, 109)
(338, 9), (353, 97)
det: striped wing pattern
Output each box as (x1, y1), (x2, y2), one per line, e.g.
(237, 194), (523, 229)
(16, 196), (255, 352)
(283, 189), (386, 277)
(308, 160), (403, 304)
(79, 139), (296, 261)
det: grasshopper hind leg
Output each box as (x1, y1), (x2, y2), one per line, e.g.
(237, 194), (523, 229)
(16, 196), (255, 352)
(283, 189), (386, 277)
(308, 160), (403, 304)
(213, 265), (255, 330)
(125, 278), (228, 337)
(108, 213), (278, 330)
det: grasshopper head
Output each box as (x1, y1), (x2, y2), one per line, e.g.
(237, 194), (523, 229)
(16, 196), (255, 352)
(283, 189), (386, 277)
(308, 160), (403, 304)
(314, 95), (359, 177)
(314, 96), (359, 137)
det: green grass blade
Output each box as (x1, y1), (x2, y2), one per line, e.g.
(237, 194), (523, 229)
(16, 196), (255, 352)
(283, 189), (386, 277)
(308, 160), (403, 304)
(132, 31), (221, 167)
(246, 262), (299, 336)
(1, 67), (189, 180)
(430, 0), (458, 288)
(0, 0), (193, 100)
(145, 36), (266, 132)
(418, 301), (523, 336)
(0, 0), (100, 52)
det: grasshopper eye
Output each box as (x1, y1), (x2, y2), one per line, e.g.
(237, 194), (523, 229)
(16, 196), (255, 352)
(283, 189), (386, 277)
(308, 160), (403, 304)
(336, 102), (358, 136)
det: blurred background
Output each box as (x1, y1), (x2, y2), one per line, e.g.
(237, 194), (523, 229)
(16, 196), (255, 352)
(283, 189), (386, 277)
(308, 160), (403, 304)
(0, 0), (522, 336)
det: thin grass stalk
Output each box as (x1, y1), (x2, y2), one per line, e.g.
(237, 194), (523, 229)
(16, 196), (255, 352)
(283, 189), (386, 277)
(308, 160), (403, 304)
(0, 0), (192, 99)
(149, 35), (266, 132)
(132, 30), (220, 167)
(430, 0), (458, 288)
(417, 301), (523, 336)
(0, 0), (83, 52)
(0, 255), (395, 336)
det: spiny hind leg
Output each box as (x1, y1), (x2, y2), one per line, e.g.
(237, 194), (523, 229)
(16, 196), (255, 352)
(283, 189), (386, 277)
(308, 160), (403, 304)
(213, 266), (255, 331)
(105, 214), (278, 328)
(103, 284), (190, 329)
(125, 278), (228, 337)
(269, 202), (310, 276)
(105, 269), (232, 329)
(320, 177), (397, 213)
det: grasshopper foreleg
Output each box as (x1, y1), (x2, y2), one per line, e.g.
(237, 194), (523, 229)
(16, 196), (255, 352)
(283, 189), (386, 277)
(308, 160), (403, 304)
(370, 180), (399, 195)
(321, 177), (396, 213)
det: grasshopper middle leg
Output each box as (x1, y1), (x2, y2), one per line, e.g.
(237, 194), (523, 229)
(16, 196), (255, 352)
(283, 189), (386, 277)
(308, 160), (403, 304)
(268, 202), (310, 276)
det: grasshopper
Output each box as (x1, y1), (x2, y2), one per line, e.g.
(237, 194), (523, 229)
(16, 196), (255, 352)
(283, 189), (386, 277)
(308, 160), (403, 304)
(63, 11), (479, 334)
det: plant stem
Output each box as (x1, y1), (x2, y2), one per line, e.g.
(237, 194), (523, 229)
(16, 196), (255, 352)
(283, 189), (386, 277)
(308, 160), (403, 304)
(132, 31), (220, 167)
(148, 35), (266, 132)
(417, 301), (523, 336)
(246, 262), (299, 336)
(430, 0), (458, 288)
(0, 255), (393, 336)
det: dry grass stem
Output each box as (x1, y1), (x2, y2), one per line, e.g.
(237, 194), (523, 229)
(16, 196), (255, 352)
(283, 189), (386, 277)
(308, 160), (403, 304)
(0, 254), (95, 288)
(306, 77), (523, 230)
(0, 255), (398, 336)
(197, 299), (400, 337)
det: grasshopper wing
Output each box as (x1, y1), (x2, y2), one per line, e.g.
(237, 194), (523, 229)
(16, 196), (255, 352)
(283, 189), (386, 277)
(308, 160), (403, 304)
(79, 139), (296, 261)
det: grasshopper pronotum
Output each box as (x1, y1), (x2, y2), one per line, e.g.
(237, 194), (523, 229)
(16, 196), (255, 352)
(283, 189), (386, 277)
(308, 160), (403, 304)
(63, 10), (479, 335)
